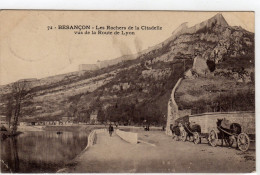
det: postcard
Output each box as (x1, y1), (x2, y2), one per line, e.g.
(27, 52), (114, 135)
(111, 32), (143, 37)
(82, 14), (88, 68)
(0, 10), (255, 173)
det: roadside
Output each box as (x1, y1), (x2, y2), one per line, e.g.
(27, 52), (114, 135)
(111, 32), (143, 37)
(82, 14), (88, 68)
(64, 130), (255, 173)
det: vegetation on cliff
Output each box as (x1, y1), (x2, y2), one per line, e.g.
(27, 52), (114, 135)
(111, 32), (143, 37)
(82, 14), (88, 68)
(0, 13), (255, 125)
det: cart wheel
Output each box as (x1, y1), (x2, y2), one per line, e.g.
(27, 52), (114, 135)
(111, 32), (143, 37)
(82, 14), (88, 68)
(181, 130), (187, 142)
(208, 130), (218, 147)
(189, 136), (194, 142)
(172, 134), (177, 141)
(237, 133), (250, 152)
(228, 135), (235, 147)
(193, 132), (201, 144)
(176, 136), (180, 141)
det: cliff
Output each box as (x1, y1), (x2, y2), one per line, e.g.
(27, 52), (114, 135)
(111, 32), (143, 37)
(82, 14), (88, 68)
(0, 13), (254, 126)
(165, 14), (254, 133)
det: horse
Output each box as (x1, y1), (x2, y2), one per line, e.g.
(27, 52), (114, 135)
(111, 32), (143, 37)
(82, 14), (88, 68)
(216, 119), (241, 148)
(170, 124), (181, 141)
(144, 124), (150, 131)
(184, 122), (201, 142)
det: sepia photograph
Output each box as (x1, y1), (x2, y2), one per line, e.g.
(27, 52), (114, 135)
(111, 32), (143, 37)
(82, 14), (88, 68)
(0, 10), (255, 173)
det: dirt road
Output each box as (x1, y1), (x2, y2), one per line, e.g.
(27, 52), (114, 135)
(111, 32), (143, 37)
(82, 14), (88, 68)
(65, 130), (255, 173)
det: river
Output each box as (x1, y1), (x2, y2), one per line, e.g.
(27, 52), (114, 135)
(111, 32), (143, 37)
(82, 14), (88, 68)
(0, 131), (88, 173)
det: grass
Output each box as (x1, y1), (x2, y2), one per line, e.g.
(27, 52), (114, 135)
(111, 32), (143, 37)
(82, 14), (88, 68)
(217, 54), (254, 70)
(175, 77), (255, 112)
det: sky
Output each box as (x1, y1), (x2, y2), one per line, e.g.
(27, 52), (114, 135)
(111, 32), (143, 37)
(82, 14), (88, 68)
(0, 11), (254, 85)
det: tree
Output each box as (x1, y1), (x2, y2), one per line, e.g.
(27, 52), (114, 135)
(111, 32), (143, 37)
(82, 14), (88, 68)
(9, 80), (32, 134)
(66, 94), (83, 122)
(97, 109), (106, 124)
(6, 95), (13, 129)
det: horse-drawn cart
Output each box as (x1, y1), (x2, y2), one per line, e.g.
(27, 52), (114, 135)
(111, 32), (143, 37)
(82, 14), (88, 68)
(174, 115), (201, 144)
(181, 122), (201, 144)
(173, 111), (255, 152)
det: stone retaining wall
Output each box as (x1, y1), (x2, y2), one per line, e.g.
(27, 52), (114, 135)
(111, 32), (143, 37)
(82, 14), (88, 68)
(189, 111), (255, 134)
(87, 130), (97, 147)
(87, 129), (107, 147)
(57, 128), (106, 173)
(166, 78), (182, 135)
(115, 129), (138, 144)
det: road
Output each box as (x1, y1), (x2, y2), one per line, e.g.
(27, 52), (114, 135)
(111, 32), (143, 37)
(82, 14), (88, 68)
(63, 130), (255, 173)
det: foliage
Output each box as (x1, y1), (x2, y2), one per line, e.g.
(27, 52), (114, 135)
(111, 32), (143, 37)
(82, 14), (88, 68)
(217, 53), (254, 70)
(0, 17), (255, 126)
(189, 88), (255, 114)
(6, 80), (32, 133)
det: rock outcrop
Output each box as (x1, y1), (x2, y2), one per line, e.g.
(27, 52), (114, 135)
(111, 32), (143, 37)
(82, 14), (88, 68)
(165, 13), (254, 132)
(192, 56), (209, 76)
(0, 13), (254, 126)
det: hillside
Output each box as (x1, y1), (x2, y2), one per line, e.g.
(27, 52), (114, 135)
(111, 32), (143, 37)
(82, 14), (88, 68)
(0, 13), (254, 125)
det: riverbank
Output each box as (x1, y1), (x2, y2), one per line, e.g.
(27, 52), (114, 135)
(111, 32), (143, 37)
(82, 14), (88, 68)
(44, 124), (107, 132)
(16, 124), (162, 132)
(0, 131), (23, 140)
(1, 126), (97, 173)
(17, 124), (106, 132)
(1, 124), (107, 173)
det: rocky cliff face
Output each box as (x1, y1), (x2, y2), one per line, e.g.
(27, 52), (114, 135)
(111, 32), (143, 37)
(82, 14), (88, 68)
(165, 14), (254, 132)
(0, 13), (254, 125)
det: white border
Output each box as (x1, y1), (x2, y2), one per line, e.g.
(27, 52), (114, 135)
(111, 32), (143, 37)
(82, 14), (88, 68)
(0, 0), (259, 174)
(0, 0), (259, 10)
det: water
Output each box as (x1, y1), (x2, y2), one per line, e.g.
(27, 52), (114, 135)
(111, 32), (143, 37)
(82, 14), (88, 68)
(0, 131), (89, 173)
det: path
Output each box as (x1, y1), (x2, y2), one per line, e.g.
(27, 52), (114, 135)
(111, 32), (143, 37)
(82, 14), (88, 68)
(65, 130), (255, 173)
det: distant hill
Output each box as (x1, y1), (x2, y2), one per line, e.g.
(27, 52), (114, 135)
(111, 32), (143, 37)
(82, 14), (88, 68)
(0, 13), (254, 125)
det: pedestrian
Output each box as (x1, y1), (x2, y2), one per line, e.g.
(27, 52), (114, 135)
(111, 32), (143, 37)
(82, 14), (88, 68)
(109, 124), (114, 137)
(162, 125), (165, 131)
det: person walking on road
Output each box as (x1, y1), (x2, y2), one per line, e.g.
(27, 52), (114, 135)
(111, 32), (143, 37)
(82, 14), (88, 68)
(109, 124), (114, 137)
